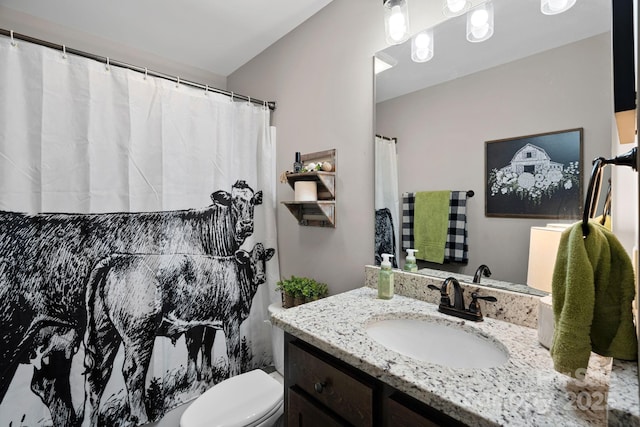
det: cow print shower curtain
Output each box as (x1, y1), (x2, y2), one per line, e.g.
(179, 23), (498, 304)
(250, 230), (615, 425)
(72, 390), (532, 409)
(0, 34), (280, 426)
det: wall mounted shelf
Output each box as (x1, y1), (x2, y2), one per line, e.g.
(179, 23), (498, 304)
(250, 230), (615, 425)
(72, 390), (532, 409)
(281, 149), (336, 228)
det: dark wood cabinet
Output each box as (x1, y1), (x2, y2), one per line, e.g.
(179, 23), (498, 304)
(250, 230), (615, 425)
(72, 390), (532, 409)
(288, 386), (347, 427)
(284, 333), (468, 427)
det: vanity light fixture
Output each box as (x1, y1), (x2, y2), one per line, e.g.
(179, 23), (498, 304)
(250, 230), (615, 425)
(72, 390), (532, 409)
(411, 29), (434, 62)
(383, 0), (411, 45)
(466, 1), (494, 43)
(443, 0), (471, 17)
(541, 0), (576, 15)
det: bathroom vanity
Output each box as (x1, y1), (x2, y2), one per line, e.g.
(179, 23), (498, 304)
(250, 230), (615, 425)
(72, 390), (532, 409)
(270, 273), (639, 426)
(285, 333), (464, 426)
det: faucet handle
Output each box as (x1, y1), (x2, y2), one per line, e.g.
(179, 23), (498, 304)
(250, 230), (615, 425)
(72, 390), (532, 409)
(427, 284), (450, 306)
(469, 292), (497, 319)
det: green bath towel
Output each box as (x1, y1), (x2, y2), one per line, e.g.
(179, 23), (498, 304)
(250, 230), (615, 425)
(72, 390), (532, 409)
(550, 221), (637, 378)
(414, 191), (450, 264)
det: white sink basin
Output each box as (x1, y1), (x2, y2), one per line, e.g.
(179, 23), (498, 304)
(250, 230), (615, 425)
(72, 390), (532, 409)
(365, 318), (509, 369)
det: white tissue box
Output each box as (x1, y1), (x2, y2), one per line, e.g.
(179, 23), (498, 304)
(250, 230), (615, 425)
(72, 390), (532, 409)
(538, 295), (554, 349)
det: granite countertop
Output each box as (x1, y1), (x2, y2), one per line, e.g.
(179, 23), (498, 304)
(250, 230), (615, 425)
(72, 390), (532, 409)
(271, 287), (615, 427)
(608, 359), (640, 426)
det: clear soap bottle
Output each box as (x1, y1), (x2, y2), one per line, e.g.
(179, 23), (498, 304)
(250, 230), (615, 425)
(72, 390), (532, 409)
(378, 253), (394, 299)
(404, 248), (418, 272)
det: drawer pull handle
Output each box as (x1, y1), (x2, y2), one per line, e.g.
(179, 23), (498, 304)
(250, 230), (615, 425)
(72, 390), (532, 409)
(314, 381), (327, 393)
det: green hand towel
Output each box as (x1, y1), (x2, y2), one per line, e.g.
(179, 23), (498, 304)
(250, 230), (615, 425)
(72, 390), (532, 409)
(550, 221), (637, 378)
(414, 191), (450, 264)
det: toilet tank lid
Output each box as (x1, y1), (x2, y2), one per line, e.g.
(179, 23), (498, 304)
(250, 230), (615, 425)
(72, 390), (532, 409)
(180, 369), (283, 427)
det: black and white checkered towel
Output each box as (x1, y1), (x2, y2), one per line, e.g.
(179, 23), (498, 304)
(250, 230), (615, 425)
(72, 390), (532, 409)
(402, 191), (469, 264)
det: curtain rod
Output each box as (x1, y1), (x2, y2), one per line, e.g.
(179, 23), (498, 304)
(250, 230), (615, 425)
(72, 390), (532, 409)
(0, 29), (276, 111)
(375, 134), (397, 143)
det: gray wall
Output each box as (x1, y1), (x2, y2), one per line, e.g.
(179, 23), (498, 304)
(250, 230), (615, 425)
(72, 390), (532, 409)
(376, 34), (612, 284)
(227, 0), (388, 294)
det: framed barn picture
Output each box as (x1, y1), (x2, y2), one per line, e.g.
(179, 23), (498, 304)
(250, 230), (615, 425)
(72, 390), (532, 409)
(485, 128), (583, 218)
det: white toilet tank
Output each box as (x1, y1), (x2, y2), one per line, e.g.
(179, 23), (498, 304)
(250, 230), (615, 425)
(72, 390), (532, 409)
(267, 302), (284, 376)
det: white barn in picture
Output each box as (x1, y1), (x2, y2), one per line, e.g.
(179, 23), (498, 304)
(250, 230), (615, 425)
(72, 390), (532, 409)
(501, 143), (563, 175)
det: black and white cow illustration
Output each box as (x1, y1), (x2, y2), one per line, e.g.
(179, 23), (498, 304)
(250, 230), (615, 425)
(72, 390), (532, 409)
(83, 243), (275, 425)
(375, 208), (397, 268)
(0, 180), (262, 427)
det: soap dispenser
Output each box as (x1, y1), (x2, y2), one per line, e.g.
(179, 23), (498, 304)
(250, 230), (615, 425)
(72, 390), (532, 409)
(378, 253), (394, 299)
(404, 249), (418, 272)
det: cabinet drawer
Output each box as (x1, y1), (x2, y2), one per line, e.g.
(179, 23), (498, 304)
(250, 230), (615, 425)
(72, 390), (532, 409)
(288, 386), (347, 427)
(288, 341), (374, 426)
(384, 393), (468, 427)
(386, 396), (439, 427)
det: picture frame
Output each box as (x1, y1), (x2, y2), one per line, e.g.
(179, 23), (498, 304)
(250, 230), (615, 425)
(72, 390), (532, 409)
(485, 128), (583, 219)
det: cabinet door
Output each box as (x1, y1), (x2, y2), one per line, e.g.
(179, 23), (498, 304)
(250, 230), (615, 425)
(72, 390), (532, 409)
(288, 386), (347, 427)
(385, 396), (440, 427)
(288, 341), (374, 426)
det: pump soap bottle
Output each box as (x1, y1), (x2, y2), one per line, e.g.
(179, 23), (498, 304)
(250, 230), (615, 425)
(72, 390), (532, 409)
(293, 152), (303, 173)
(378, 253), (394, 299)
(404, 249), (418, 272)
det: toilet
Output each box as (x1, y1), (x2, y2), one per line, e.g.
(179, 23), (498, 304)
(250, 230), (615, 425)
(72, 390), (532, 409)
(180, 303), (285, 427)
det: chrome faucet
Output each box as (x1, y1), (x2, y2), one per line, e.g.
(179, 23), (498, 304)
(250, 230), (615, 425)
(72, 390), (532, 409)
(428, 276), (497, 321)
(473, 264), (492, 284)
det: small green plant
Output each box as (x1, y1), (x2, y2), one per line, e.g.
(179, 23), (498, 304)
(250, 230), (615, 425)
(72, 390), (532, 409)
(276, 275), (328, 306)
(276, 275), (304, 298)
(309, 282), (329, 300)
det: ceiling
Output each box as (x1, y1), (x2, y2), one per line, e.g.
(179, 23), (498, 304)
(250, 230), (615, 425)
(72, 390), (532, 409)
(0, 0), (612, 91)
(0, 0), (334, 77)
(376, 0), (611, 103)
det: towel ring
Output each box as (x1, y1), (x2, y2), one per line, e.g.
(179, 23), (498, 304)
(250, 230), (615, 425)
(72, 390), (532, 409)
(582, 147), (637, 238)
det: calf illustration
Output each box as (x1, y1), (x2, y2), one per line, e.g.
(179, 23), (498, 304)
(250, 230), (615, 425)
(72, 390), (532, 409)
(0, 180), (262, 427)
(83, 243), (275, 425)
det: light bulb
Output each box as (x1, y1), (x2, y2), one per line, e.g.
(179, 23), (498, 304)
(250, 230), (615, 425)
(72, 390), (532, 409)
(415, 49), (430, 61)
(548, 0), (568, 11)
(411, 29), (434, 63)
(389, 6), (407, 42)
(541, 0), (576, 15)
(415, 32), (431, 48)
(443, 0), (470, 17)
(447, 0), (466, 13)
(384, 0), (410, 45)
(466, 2), (494, 42)
(470, 9), (489, 26)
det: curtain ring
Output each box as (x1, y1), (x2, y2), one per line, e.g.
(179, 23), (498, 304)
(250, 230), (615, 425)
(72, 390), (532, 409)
(231, 91), (234, 103)
(10, 30), (16, 47)
(62, 45), (67, 59)
(247, 96), (251, 106)
(144, 67), (148, 80)
(176, 76), (180, 88)
(105, 57), (110, 71)
(204, 84), (209, 95)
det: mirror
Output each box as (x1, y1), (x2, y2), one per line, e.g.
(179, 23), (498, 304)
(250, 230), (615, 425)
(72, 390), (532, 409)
(375, 0), (612, 293)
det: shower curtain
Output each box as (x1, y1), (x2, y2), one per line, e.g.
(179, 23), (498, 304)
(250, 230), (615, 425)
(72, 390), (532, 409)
(374, 135), (399, 267)
(0, 35), (279, 427)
